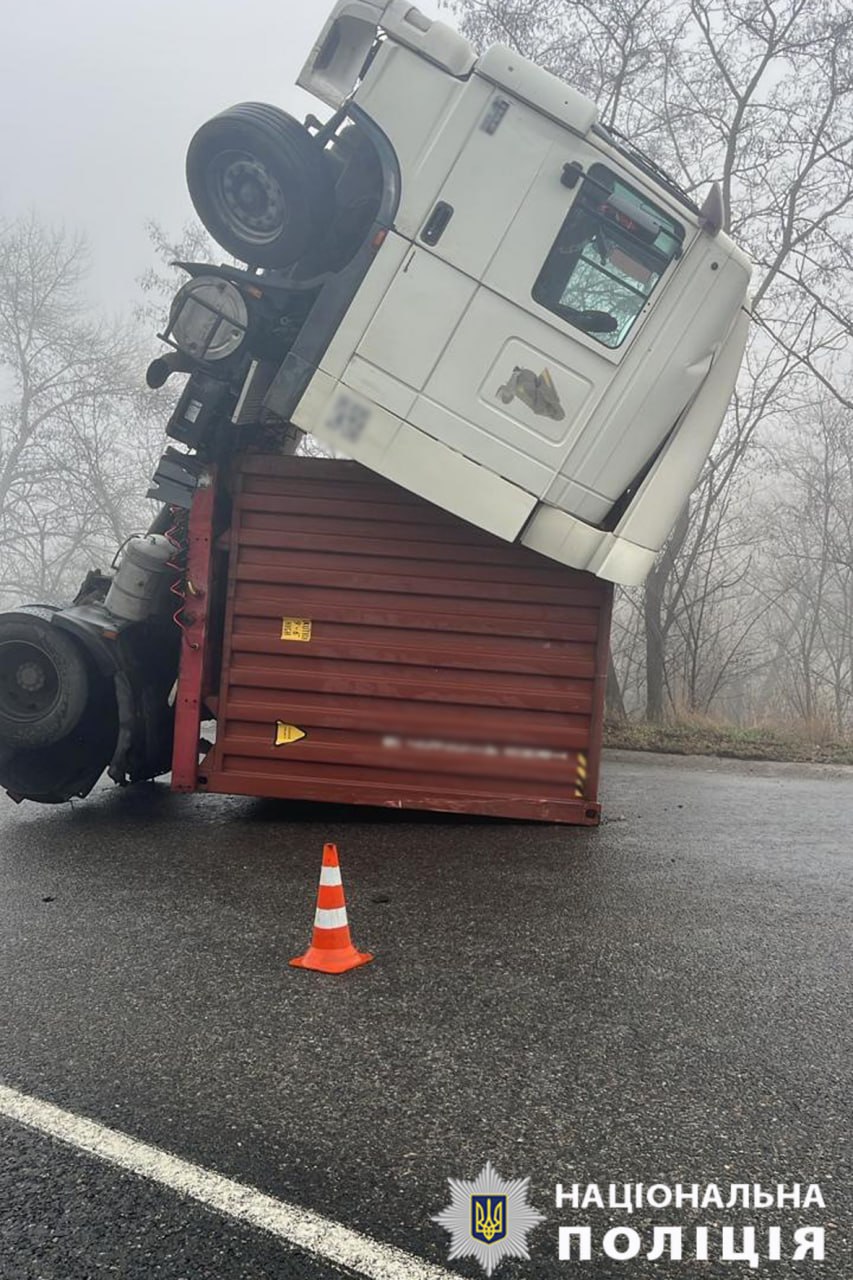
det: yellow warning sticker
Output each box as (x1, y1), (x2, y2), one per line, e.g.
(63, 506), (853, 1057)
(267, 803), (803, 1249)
(281, 617), (312, 642)
(574, 750), (588, 798)
(274, 722), (306, 746)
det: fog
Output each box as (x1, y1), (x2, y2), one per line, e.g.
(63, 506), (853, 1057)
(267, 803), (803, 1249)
(3, 0), (851, 740)
(1, 0), (440, 310)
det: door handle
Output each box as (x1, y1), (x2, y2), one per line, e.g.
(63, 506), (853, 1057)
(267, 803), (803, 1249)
(420, 202), (454, 246)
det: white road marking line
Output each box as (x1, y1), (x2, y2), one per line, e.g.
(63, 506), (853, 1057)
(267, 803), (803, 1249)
(0, 1081), (455, 1280)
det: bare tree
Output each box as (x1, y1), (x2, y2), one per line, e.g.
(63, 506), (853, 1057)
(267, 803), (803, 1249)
(449, 0), (853, 720)
(758, 403), (853, 732)
(0, 214), (162, 604)
(135, 218), (221, 331)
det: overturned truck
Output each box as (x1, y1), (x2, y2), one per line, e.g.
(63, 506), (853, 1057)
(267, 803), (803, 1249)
(0, 0), (751, 820)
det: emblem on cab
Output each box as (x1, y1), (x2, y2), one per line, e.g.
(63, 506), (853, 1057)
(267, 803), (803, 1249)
(497, 366), (565, 421)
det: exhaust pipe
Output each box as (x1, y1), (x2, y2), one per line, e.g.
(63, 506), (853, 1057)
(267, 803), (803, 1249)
(146, 349), (194, 389)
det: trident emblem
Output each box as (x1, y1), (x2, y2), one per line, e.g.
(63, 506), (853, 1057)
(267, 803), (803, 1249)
(434, 1161), (544, 1275)
(471, 1195), (507, 1244)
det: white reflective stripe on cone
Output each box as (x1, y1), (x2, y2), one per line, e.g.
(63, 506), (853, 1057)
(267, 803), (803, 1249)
(319, 866), (343, 886)
(314, 907), (348, 929)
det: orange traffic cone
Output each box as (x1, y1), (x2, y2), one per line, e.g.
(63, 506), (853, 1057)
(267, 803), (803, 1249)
(290, 844), (374, 974)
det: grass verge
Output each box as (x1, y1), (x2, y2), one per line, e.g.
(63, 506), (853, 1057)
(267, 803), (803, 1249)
(603, 719), (853, 765)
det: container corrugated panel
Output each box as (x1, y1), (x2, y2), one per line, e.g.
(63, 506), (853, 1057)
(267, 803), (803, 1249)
(200, 455), (612, 823)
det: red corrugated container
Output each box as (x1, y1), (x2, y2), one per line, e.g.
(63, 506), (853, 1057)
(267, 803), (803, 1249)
(178, 455), (612, 824)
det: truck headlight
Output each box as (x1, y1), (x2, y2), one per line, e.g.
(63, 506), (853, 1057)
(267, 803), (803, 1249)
(169, 276), (249, 362)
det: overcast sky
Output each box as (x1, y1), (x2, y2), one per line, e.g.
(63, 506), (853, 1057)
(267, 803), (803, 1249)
(1, 0), (442, 316)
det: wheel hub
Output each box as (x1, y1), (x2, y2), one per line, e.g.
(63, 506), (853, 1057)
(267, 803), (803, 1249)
(214, 152), (287, 244)
(16, 660), (46, 693)
(0, 642), (59, 720)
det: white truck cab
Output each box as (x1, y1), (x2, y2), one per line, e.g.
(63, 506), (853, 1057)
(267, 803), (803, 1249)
(0, 0), (752, 807)
(184, 0), (753, 586)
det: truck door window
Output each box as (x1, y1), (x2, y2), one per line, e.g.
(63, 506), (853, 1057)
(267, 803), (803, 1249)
(533, 164), (684, 348)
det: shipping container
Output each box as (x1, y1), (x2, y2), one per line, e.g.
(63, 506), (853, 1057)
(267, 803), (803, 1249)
(170, 455), (611, 824)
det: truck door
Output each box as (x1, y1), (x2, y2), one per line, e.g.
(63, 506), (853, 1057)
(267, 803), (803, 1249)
(348, 82), (687, 525)
(411, 149), (687, 524)
(351, 91), (608, 497)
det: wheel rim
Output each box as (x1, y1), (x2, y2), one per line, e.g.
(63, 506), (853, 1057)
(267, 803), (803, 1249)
(0, 641), (61, 723)
(207, 150), (288, 246)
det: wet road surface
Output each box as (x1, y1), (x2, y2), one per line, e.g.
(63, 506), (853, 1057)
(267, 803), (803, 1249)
(1, 751), (850, 1277)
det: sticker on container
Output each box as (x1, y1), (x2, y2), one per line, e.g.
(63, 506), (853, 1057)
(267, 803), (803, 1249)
(574, 750), (588, 798)
(281, 617), (312, 642)
(274, 722), (306, 746)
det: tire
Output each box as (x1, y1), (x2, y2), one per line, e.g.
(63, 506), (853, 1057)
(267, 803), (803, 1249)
(186, 103), (335, 267)
(0, 616), (89, 749)
(0, 673), (117, 803)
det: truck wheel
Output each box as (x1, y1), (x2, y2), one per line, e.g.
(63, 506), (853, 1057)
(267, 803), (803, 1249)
(186, 103), (335, 267)
(0, 617), (89, 750)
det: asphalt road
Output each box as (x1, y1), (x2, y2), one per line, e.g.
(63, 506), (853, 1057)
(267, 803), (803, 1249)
(0, 751), (850, 1278)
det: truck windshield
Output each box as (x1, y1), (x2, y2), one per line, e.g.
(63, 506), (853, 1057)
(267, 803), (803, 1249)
(533, 164), (684, 348)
